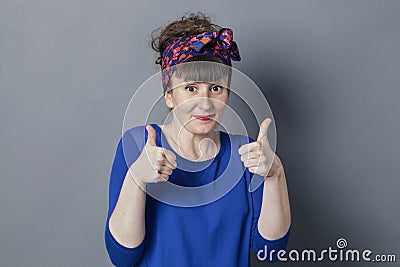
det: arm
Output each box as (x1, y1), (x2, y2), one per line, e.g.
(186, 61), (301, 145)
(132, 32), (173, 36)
(105, 125), (176, 266)
(256, 157), (291, 264)
(248, 156), (291, 264)
(239, 118), (291, 262)
(109, 165), (147, 247)
(258, 155), (291, 241)
(109, 162), (146, 248)
(105, 137), (146, 267)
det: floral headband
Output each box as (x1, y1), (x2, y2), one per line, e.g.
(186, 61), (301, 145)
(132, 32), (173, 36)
(161, 27), (241, 91)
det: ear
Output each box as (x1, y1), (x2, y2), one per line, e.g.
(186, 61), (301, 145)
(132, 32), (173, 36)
(164, 90), (174, 109)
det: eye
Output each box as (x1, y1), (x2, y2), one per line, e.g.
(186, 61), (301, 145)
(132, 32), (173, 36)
(185, 85), (197, 93)
(210, 85), (223, 93)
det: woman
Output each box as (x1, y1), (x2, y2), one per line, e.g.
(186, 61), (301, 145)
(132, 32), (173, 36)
(105, 12), (291, 267)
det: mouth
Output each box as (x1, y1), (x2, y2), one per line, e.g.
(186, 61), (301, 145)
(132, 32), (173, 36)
(193, 115), (215, 121)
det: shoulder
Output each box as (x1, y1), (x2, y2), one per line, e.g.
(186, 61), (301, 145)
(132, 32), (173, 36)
(121, 125), (147, 150)
(124, 125), (146, 137)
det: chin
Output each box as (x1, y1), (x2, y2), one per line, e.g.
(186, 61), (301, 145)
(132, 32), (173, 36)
(185, 120), (218, 135)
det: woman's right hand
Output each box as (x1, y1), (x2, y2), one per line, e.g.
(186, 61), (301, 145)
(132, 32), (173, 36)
(129, 125), (177, 188)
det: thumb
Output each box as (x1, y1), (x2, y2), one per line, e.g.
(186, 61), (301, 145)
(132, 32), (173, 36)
(257, 118), (272, 142)
(145, 125), (157, 146)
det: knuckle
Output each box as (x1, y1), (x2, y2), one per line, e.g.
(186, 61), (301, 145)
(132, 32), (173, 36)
(155, 148), (163, 155)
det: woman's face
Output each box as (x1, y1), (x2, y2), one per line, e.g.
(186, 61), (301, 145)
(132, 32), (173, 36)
(165, 76), (229, 135)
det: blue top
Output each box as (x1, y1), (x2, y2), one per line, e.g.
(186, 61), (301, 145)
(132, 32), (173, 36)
(105, 124), (290, 266)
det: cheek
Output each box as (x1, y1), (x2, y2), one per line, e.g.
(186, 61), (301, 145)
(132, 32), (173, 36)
(172, 96), (197, 113)
(214, 96), (229, 111)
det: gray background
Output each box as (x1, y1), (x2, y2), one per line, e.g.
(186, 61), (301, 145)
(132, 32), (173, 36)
(1, 0), (399, 266)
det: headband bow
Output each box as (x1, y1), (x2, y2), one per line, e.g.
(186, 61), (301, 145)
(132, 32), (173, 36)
(161, 27), (241, 90)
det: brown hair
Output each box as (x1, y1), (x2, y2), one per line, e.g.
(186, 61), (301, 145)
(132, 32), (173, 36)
(151, 12), (233, 90)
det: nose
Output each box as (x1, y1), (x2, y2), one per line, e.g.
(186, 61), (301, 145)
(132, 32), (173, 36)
(197, 88), (212, 110)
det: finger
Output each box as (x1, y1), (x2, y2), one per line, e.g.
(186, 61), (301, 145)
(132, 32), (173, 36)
(152, 159), (163, 171)
(248, 167), (258, 173)
(146, 125), (157, 146)
(158, 165), (174, 176)
(257, 118), (272, 143)
(157, 173), (169, 182)
(162, 159), (177, 170)
(240, 151), (262, 162)
(154, 149), (165, 161)
(238, 142), (261, 155)
(243, 159), (262, 168)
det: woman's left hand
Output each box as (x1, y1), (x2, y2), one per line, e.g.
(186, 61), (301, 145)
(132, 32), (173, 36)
(238, 118), (282, 178)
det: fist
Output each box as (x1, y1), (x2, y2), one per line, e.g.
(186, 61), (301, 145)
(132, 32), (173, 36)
(130, 125), (177, 187)
(238, 118), (280, 177)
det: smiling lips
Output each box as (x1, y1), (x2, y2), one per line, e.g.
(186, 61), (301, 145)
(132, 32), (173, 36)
(193, 115), (214, 121)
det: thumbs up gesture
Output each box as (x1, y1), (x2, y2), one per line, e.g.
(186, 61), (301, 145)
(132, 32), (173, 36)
(238, 118), (282, 178)
(130, 125), (177, 187)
